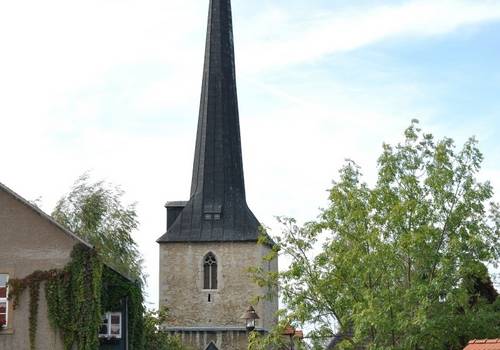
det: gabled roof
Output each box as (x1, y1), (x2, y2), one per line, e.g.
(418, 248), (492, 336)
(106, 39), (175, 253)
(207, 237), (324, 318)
(0, 181), (135, 282)
(157, 0), (261, 243)
(464, 339), (500, 350)
(0, 181), (92, 248)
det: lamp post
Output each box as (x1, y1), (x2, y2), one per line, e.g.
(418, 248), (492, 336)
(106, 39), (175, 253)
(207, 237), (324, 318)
(240, 305), (260, 332)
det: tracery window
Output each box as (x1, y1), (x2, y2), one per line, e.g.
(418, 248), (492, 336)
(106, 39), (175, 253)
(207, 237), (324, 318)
(0, 274), (8, 329)
(203, 253), (218, 290)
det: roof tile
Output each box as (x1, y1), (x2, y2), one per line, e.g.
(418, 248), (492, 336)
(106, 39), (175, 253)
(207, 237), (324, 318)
(464, 339), (500, 350)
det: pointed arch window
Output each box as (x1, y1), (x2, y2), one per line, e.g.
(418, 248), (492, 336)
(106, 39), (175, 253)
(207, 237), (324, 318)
(205, 342), (219, 350)
(203, 253), (218, 290)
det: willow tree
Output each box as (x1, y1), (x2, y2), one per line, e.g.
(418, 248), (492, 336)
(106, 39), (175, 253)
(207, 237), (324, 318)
(251, 121), (500, 350)
(52, 173), (144, 283)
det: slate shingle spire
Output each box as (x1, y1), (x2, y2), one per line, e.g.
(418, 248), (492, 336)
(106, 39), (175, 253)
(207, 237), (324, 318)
(157, 0), (261, 242)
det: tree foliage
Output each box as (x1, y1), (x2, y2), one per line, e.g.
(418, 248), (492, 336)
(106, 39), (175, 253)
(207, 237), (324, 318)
(251, 121), (500, 350)
(52, 173), (144, 283)
(101, 266), (145, 350)
(10, 244), (146, 350)
(143, 308), (191, 350)
(10, 245), (103, 350)
(46, 245), (103, 350)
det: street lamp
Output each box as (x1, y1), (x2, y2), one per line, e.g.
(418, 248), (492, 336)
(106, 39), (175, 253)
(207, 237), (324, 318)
(240, 305), (260, 332)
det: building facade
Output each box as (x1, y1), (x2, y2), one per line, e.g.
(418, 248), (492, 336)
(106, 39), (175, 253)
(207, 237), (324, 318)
(0, 183), (78, 350)
(157, 1), (278, 349)
(0, 183), (134, 350)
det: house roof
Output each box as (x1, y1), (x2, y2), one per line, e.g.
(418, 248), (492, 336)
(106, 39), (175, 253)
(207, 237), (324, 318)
(0, 181), (135, 282)
(0, 181), (92, 249)
(157, 0), (262, 243)
(464, 339), (500, 350)
(326, 337), (500, 350)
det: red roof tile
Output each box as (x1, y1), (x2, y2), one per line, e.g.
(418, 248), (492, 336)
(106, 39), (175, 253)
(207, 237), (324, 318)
(281, 326), (304, 339)
(464, 339), (500, 350)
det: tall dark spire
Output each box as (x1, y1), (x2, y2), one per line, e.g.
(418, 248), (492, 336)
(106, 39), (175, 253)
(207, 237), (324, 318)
(157, 0), (260, 242)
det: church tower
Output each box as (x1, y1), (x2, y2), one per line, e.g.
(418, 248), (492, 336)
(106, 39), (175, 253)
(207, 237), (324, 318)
(157, 1), (278, 349)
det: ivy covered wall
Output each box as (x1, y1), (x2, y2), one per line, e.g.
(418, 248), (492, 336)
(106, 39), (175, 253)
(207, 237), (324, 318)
(9, 244), (144, 350)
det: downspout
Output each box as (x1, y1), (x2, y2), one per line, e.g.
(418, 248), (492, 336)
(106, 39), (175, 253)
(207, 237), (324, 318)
(125, 296), (129, 350)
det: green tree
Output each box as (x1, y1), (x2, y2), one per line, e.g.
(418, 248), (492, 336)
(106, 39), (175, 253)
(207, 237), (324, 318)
(143, 308), (191, 350)
(251, 121), (500, 350)
(52, 173), (144, 283)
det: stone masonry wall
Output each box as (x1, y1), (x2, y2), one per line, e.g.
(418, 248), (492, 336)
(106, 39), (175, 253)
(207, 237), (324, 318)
(171, 330), (249, 350)
(159, 241), (278, 350)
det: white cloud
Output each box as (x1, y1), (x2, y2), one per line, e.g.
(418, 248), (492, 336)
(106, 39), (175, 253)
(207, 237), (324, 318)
(0, 0), (499, 307)
(237, 0), (500, 73)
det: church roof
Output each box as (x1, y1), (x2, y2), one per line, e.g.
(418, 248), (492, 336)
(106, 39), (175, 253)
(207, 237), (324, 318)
(157, 0), (261, 243)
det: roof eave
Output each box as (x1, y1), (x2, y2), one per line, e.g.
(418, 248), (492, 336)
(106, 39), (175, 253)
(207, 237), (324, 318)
(0, 181), (136, 283)
(0, 181), (93, 249)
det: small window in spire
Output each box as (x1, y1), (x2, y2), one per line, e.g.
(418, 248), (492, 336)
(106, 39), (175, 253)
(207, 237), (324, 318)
(204, 204), (222, 221)
(204, 213), (221, 221)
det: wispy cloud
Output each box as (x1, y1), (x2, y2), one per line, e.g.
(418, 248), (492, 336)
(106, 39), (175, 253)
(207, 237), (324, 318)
(1, 0), (499, 306)
(238, 0), (500, 73)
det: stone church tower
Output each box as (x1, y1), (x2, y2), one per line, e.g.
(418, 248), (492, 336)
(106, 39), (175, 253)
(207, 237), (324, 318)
(157, 1), (278, 349)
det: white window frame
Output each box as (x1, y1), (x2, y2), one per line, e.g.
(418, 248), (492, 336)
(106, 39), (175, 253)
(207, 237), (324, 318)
(0, 274), (9, 329)
(99, 312), (122, 339)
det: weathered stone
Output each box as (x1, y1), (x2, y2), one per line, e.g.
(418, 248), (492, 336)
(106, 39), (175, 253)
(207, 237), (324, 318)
(159, 242), (278, 350)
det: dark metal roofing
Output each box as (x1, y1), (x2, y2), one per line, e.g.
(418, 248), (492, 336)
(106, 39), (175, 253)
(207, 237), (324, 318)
(157, 0), (261, 243)
(165, 201), (188, 208)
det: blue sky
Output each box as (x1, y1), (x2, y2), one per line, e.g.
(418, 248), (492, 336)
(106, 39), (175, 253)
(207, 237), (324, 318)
(1, 0), (499, 306)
